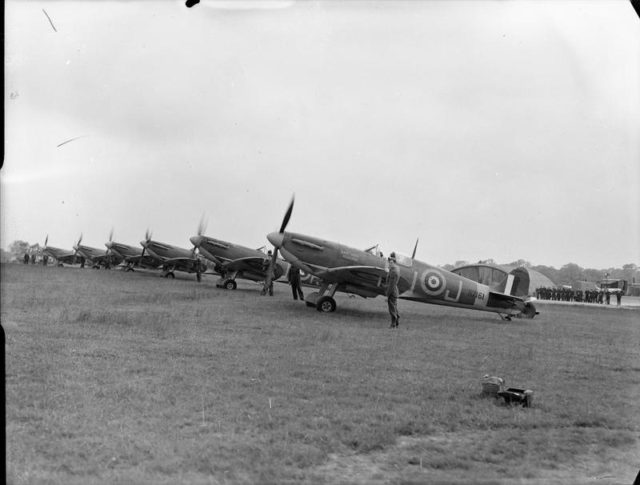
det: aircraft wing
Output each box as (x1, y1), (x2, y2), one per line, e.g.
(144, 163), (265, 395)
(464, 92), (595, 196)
(93, 254), (123, 265)
(315, 265), (388, 286)
(125, 254), (162, 268)
(222, 256), (269, 273)
(55, 254), (78, 264)
(163, 257), (197, 265)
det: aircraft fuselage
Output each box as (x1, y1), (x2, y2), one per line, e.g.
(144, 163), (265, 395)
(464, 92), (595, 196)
(270, 231), (535, 318)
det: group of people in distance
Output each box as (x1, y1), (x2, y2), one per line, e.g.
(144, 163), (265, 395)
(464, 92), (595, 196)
(535, 286), (623, 306)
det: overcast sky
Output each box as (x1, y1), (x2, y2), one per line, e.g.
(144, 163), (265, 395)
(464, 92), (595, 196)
(3, 0), (639, 269)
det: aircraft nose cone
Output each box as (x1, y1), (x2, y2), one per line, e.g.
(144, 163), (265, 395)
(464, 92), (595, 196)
(267, 232), (284, 248)
(140, 240), (147, 248)
(190, 236), (202, 247)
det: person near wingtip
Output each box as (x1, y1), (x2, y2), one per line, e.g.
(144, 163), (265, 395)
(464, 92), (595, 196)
(386, 252), (400, 328)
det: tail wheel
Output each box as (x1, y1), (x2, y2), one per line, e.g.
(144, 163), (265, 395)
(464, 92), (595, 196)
(316, 296), (336, 313)
(165, 272), (175, 279)
(224, 280), (237, 290)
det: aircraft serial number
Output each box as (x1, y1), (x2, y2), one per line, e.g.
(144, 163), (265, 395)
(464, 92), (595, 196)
(466, 290), (485, 300)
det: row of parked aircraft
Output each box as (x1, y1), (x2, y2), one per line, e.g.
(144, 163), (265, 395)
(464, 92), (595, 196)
(40, 198), (538, 320)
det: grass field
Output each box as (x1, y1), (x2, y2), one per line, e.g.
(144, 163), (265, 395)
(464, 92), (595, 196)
(2, 263), (639, 484)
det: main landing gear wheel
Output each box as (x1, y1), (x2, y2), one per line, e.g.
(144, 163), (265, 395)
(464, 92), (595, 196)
(224, 280), (237, 290)
(126, 267), (134, 272)
(165, 272), (175, 279)
(316, 296), (336, 313)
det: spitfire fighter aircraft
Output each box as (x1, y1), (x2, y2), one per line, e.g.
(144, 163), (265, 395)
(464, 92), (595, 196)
(190, 221), (289, 290)
(140, 230), (207, 281)
(73, 234), (122, 269)
(41, 235), (78, 266)
(105, 231), (162, 271)
(264, 199), (538, 320)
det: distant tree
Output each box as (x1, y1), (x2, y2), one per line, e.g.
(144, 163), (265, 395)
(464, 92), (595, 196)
(583, 268), (605, 283)
(9, 240), (30, 261)
(621, 264), (638, 283)
(441, 264), (455, 271)
(622, 263), (640, 284)
(557, 263), (585, 287)
(508, 259), (532, 268)
(453, 260), (469, 268)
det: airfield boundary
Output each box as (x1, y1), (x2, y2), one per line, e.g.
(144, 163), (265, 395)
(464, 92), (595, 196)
(3, 264), (640, 484)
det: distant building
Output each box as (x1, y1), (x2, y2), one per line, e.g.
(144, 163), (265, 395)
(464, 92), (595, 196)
(451, 263), (555, 297)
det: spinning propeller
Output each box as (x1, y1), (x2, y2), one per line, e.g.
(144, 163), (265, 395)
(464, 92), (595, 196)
(105, 229), (114, 265)
(262, 196), (294, 294)
(139, 229), (152, 266)
(191, 215), (208, 257)
(73, 233), (83, 264)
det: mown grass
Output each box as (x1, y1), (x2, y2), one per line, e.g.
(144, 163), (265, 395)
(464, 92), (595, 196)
(2, 263), (639, 484)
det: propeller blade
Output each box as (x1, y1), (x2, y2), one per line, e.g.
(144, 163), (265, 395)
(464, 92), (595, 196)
(138, 230), (151, 267)
(263, 196), (294, 294)
(109, 228), (114, 243)
(278, 196), (295, 234)
(411, 238), (419, 259)
(44, 235), (48, 248)
(198, 215), (207, 237)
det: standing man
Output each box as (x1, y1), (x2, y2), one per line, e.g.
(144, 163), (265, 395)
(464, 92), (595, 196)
(616, 290), (622, 307)
(386, 252), (400, 328)
(288, 266), (304, 301)
(261, 251), (275, 296)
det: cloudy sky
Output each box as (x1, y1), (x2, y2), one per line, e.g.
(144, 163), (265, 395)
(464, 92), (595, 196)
(3, 0), (639, 269)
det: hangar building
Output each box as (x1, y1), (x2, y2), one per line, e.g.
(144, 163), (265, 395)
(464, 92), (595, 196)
(451, 263), (555, 297)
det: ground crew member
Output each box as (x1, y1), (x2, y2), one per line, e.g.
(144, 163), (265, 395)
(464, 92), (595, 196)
(288, 266), (304, 301)
(261, 251), (274, 296)
(386, 252), (400, 328)
(616, 290), (622, 307)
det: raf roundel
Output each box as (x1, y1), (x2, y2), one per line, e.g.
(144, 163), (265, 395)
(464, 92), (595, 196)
(420, 269), (447, 296)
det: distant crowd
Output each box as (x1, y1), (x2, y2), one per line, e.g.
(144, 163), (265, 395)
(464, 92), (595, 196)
(535, 287), (622, 306)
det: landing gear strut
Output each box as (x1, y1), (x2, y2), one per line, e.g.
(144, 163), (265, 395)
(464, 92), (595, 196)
(305, 283), (339, 313)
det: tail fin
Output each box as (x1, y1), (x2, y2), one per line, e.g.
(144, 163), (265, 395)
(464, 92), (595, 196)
(494, 267), (530, 297)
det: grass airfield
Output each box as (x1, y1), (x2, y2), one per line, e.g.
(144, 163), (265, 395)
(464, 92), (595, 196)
(2, 263), (639, 485)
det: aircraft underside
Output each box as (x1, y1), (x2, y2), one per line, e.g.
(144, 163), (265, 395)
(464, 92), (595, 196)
(300, 282), (537, 320)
